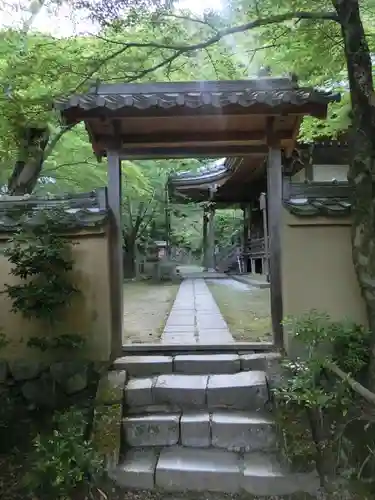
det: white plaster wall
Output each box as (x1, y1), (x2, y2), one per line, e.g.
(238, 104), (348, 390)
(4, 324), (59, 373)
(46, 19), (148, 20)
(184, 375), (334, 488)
(313, 164), (349, 182)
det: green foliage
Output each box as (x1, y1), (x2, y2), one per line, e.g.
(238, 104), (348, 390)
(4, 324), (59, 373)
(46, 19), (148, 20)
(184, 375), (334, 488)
(0, 331), (9, 350)
(283, 310), (371, 376)
(3, 208), (85, 353)
(214, 209), (243, 246)
(27, 333), (86, 351)
(25, 408), (104, 500)
(274, 310), (373, 482)
(4, 208), (79, 324)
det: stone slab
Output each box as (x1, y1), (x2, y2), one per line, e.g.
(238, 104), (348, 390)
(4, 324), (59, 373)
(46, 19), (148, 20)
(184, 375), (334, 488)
(125, 377), (154, 407)
(153, 374), (208, 407)
(171, 304), (195, 310)
(165, 315), (195, 326)
(241, 452), (319, 496)
(240, 352), (281, 372)
(162, 326), (196, 333)
(174, 354), (240, 374)
(198, 330), (234, 341)
(155, 446), (241, 492)
(114, 356), (173, 377)
(196, 317), (228, 329)
(180, 412), (210, 447)
(161, 335), (196, 345)
(211, 411), (276, 452)
(110, 448), (159, 489)
(207, 371), (268, 410)
(123, 413), (181, 446)
(127, 404), (181, 415)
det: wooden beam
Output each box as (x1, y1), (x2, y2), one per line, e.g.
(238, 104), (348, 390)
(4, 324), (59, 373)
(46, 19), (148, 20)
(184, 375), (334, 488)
(107, 150), (123, 358)
(94, 130), (292, 145)
(267, 147), (284, 348)
(104, 144), (270, 159)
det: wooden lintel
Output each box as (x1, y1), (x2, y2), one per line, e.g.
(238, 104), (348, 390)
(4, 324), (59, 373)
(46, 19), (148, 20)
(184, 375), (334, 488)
(93, 130), (292, 145)
(102, 144), (270, 160)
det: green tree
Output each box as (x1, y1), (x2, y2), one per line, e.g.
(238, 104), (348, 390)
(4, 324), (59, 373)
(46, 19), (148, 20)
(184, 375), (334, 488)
(121, 158), (202, 276)
(71, 0), (375, 386)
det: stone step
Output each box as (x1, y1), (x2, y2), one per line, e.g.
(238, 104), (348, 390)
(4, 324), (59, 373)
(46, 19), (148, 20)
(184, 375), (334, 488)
(211, 411), (276, 452)
(110, 446), (319, 495)
(124, 371), (269, 410)
(123, 410), (275, 451)
(114, 352), (281, 377)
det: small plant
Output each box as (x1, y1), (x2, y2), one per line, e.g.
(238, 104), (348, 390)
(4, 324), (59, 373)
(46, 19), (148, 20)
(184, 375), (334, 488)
(25, 408), (104, 499)
(3, 207), (84, 351)
(4, 208), (79, 323)
(274, 311), (372, 484)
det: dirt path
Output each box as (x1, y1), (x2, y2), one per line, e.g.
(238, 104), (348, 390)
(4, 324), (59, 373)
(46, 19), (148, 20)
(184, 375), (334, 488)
(123, 281), (179, 344)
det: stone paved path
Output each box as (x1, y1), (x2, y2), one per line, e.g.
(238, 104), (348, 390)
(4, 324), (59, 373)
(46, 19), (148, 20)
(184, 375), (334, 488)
(161, 279), (234, 344)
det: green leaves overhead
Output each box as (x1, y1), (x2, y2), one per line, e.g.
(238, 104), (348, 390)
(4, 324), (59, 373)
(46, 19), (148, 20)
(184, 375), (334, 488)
(1, 0), (374, 192)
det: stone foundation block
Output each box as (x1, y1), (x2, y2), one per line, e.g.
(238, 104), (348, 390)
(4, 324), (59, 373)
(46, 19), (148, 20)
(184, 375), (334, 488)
(96, 370), (127, 404)
(155, 446), (241, 492)
(180, 412), (210, 447)
(174, 354), (240, 374)
(10, 360), (45, 381)
(207, 371), (268, 410)
(211, 411), (276, 452)
(153, 374), (208, 407)
(240, 352), (281, 372)
(123, 413), (180, 446)
(110, 448), (159, 489)
(125, 377), (154, 407)
(114, 356), (173, 377)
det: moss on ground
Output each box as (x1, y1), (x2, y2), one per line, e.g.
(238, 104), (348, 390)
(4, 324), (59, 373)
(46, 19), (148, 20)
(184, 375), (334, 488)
(123, 281), (179, 344)
(207, 282), (272, 342)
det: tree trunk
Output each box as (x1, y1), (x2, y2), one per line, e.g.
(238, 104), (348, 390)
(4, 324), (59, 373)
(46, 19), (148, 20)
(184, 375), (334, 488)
(8, 127), (50, 195)
(123, 235), (137, 279)
(332, 0), (375, 388)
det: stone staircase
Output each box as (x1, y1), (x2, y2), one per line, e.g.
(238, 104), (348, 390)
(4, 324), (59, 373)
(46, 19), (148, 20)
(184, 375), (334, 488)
(110, 352), (319, 497)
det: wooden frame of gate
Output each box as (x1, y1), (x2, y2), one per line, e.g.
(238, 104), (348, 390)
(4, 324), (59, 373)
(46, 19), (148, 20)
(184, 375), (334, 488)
(55, 77), (339, 356)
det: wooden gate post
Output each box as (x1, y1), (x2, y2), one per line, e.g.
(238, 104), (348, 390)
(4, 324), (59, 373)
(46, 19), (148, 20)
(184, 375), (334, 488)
(207, 204), (216, 270)
(107, 151), (123, 357)
(259, 192), (270, 281)
(267, 148), (284, 348)
(202, 207), (208, 270)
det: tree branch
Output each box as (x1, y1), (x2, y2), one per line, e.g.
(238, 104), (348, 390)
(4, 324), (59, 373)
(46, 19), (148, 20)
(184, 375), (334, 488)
(120, 10), (339, 53)
(43, 123), (76, 162)
(325, 360), (375, 406)
(74, 10), (339, 90)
